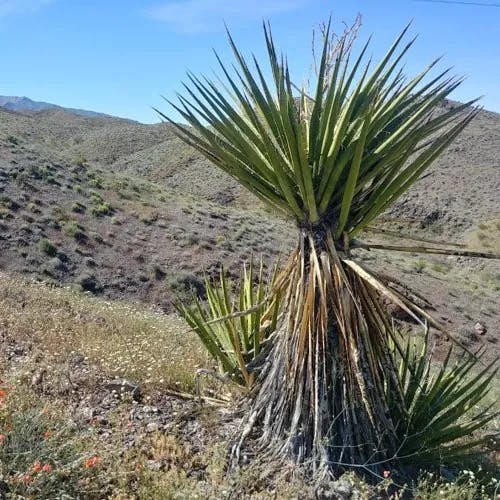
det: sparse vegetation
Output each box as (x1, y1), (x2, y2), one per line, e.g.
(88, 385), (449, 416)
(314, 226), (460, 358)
(413, 257), (428, 273)
(0, 275), (204, 390)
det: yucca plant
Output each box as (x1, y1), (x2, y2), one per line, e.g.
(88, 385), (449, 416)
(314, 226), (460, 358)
(176, 259), (281, 389)
(392, 331), (498, 466)
(159, 20), (498, 473)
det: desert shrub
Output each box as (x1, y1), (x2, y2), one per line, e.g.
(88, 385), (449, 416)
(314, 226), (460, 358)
(89, 177), (103, 188)
(28, 165), (57, 183)
(71, 201), (86, 213)
(0, 195), (20, 211)
(51, 207), (69, 222)
(7, 135), (18, 145)
(91, 202), (112, 217)
(75, 273), (99, 293)
(64, 221), (86, 241)
(74, 152), (87, 167)
(27, 202), (41, 214)
(89, 190), (103, 202)
(39, 238), (57, 257)
(140, 213), (157, 225)
(110, 179), (129, 191)
(167, 272), (205, 305)
(0, 208), (13, 219)
(90, 232), (104, 243)
(151, 264), (166, 280)
(412, 258), (427, 273)
(117, 189), (134, 200)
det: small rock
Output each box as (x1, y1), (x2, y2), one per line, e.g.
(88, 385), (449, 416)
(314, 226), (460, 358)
(13, 345), (24, 356)
(316, 479), (353, 499)
(147, 460), (162, 471)
(75, 406), (94, 422)
(474, 322), (487, 335)
(142, 405), (159, 414)
(146, 422), (159, 433)
(104, 379), (141, 401)
(31, 368), (46, 386)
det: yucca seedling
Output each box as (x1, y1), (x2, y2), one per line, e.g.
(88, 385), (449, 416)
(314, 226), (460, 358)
(160, 19), (498, 474)
(176, 259), (281, 389)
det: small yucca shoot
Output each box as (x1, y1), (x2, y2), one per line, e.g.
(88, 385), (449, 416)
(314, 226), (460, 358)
(392, 331), (498, 466)
(176, 259), (281, 389)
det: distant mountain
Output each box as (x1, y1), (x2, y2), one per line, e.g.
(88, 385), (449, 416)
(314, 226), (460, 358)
(0, 95), (113, 119)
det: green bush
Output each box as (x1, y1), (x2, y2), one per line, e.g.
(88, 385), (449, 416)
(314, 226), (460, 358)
(71, 201), (86, 213)
(91, 202), (112, 217)
(27, 202), (41, 214)
(39, 238), (58, 257)
(63, 221), (86, 241)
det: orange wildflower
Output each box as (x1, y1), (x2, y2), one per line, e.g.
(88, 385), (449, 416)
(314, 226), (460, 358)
(84, 456), (102, 468)
(32, 461), (43, 473)
(43, 430), (52, 439)
(42, 463), (53, 473)
(22, 474), (33, 484)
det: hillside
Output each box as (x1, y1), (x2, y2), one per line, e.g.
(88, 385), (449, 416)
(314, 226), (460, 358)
(0, 106), (292, 311)
(0, 102), (499, 361)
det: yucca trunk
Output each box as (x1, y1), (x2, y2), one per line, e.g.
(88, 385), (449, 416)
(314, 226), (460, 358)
(243, 227), (405, 471)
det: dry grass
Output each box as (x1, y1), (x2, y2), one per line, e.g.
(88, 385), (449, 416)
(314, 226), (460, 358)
(466, 218), (500, 253)
(0, 273), (206, 392)
(1, 273), (498, 497)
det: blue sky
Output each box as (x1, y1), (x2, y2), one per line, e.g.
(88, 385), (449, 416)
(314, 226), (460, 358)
(1, 0), (499, 123)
